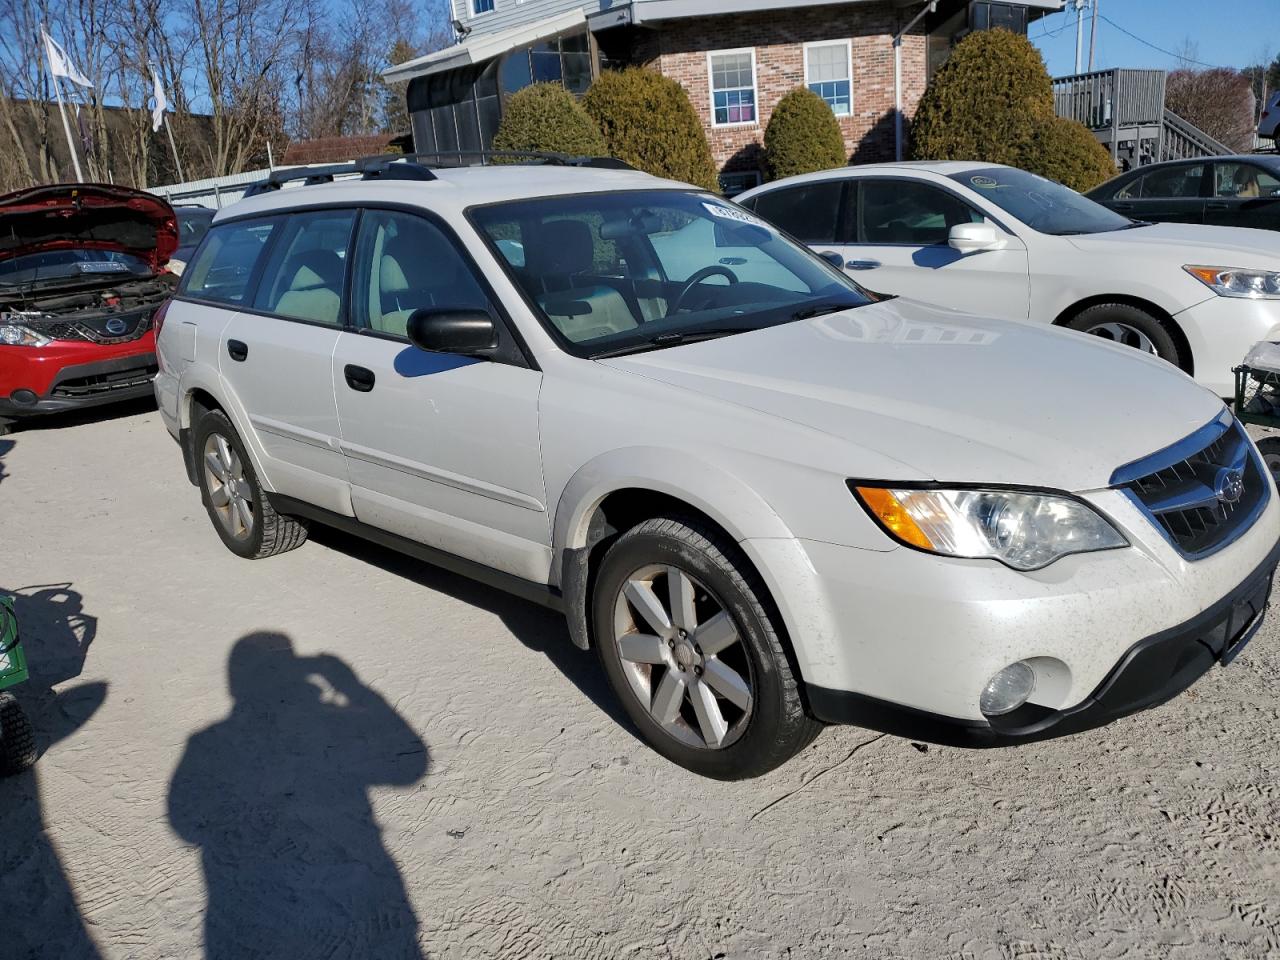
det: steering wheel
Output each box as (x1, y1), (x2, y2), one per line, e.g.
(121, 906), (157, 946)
(670, 265), (739, 314)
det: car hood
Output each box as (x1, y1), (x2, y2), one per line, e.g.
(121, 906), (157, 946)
(598, 299), (1224, 491)
(1065, 221), (1280, 265)
(0, 183), (178, 272)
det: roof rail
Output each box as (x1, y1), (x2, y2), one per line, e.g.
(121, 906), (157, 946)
(242, 157), (439, 197)
(240, 149), (634, 198)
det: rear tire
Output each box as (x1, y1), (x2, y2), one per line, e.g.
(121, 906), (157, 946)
(1064, 302), (1185, 370)
(0, 693), (36, 776)
(1257, 437), (1280, 488)
(592, 515), (822, 780)
(193, 410), (308, 559)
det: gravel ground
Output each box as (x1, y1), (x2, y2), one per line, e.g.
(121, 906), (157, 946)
(1, 400), (1279, 960)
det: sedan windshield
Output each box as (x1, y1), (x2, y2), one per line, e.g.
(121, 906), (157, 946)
(951, 167), (1134, 236)
(470, 190), (870, 357)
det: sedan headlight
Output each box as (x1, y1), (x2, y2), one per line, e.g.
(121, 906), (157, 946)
(1184, 265), (1280, 300)
(851, 485), (1127, 571)
(0, 323), (51, 347)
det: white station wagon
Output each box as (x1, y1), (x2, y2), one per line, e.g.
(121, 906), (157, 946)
(154, 155), (1280, 779)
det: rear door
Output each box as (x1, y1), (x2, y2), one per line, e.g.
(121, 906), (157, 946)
(838, 176), (1030, 317)
(1205, 160), (1280, 231)
(1113, 161), (1209, 224)
(216, 208), (357, 514)
(331, 207), (549, 582)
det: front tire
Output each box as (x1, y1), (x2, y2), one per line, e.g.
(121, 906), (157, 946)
(193, 410), (308, 559)
(0, 693), (36, 775)
(1257, 436), (1280, 487)
(592, 516), (821, 780)
(1064, 302), (1185, 369)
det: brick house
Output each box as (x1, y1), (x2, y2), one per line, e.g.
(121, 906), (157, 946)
(385, 0), (1064, 193)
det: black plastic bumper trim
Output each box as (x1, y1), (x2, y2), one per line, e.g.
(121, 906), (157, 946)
(0, 352), (157, 417)
(808, 532), (1280, 748)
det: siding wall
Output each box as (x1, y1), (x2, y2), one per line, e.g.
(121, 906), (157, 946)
(452, 0), (605, 35)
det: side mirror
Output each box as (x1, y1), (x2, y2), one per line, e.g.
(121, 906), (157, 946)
(406, 308), (498, 357)
(948, 222), (1005, 255)
(818, 250), (846, 269)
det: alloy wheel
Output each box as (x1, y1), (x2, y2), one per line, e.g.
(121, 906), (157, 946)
(611, 564), (754, 750)
(1084, 320), (1158, 355)
(203, 433), (254, 542)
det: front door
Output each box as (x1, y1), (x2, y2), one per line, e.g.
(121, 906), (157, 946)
(332, 208), (550, 583)
(1205, 161), (1280, 230)
(838, 177), (1031, 318)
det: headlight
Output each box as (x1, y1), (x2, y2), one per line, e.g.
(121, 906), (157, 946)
(0, 323), (51, 347)
(851, 485), (1127, 571)
(1184, 265), (1280, 300)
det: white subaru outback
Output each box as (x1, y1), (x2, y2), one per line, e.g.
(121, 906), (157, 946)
(154, 155), (1280, 779)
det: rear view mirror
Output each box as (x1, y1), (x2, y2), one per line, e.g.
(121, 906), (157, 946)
(949, 222), (1005, 255)
(714, 221), (773, 248)
(406, 308), (498, 357)
(818, 250), (846, 269)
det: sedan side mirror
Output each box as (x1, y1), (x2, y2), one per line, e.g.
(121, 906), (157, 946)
(948, 222), (1005, 255)
(818, 250), (846, 269)
(406, 308), (498, 357)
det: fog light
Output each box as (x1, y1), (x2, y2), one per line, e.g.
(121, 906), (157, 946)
(980, 661), (1036, 716)
(10, 389), (37, 406)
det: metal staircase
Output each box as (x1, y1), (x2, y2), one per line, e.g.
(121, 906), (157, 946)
(1052, 69), (1234, 168)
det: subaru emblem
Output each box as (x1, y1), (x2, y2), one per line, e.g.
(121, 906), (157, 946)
(105, 318), (128, 336)
(1215, 467), (1245, 505)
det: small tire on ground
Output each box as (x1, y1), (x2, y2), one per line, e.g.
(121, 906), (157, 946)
(1256, 436), (1280, 487)
(592, 514), (822, 780)
(0, 693), (37, 776)
(193, 409), (308, 559)
(1063, 302), (1186, 369)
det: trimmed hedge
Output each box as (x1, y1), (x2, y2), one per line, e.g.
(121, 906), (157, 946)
(911, 29), (1115, 191)
(583, 68), (719, 191)
(764, 87), (846, 181)
(492, 83), (607, 159)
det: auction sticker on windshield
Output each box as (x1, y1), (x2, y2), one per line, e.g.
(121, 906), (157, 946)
(702, 201), (769, 228)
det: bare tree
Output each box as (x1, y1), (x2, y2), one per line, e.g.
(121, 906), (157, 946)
(1167, 68), (1259, 153)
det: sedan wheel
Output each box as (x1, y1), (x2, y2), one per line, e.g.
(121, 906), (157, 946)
(203, 432), (255, 542)
(612, 564), (754, 750)
(1083, 320), (1157, 354)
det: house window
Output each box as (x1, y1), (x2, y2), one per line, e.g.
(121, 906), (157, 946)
(805, 41), (852, 117)
(709, 49), (757, 126)
(472, 0), (494, 14)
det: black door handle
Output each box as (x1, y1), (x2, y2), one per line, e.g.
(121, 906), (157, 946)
(1206, 201), (1229, 210)
(1112, 202), (1134, 211)
(227, 339), (248, 362)
(344, 364), (376, 392)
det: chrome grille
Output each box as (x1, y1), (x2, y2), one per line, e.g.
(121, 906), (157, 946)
(1113, 416), (1268, 560)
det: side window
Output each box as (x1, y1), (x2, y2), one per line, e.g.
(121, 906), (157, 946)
(180, 218), (277, 304)
(252, 210), (356, 326)
(859, 180), (982, 245)
(1137, 164), (1204, 199)
(351, 210), (490, 337)
(1215, 162), (1280, 198)
(749, 181), (845, 244)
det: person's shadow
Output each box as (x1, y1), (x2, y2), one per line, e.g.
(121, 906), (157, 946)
(168, 632), (429, 960)
(0, 584), (107, 960)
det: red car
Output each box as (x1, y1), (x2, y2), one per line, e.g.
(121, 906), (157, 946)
(0, 184), (177, 434)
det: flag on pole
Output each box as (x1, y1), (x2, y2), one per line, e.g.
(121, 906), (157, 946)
(150, 68), (168, 132)
(41, 28), (94, 89)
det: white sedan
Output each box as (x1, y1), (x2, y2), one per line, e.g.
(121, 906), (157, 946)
(739, 161), (1280, 396)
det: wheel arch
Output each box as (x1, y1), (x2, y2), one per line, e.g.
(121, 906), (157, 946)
(1053, 295), (1194, 376)
(177, 370), (273, 493)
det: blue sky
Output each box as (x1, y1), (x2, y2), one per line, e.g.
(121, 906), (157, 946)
(1030, 0), (1278, 76)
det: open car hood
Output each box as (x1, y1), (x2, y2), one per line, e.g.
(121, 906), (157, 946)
(0, 183), (178, 272)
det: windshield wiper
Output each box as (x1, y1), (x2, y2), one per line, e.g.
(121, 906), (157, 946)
(790, 301), (856, 321)
(592, 327), (755, 359)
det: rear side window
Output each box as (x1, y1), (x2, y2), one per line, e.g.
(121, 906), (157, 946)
(181, 219), (277, 304)
(748, 181), (845, 244)
(252, 210), (357, 326)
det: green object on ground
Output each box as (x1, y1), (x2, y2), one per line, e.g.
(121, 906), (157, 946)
(0, 595), (27, 691)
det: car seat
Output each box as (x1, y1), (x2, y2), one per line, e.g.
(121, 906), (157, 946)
(526, 219), (640, 343)
(273, 249), (344, 324)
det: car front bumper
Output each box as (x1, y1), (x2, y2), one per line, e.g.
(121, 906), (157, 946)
(743, 482), (1280, 746)
(1176, 295), (1280, 397)
(0, 337), (158, 418)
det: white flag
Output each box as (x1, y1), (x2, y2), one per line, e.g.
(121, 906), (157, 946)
(42, 28), (94, 89)
(151, 68), (168, 131)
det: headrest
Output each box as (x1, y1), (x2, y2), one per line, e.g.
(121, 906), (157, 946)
(379, 253), (409, 293)
(286, 249), (343, 291)
(525, 219), (594, 276)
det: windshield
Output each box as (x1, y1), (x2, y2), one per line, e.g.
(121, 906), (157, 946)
(470, 190), (870, 357)
(951, 167), (1134, 235)
(0, 249), (152, 287)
